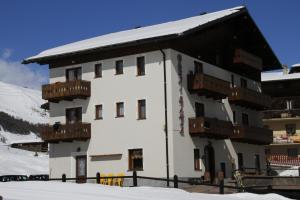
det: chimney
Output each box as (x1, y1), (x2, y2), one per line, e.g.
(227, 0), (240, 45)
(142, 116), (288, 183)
(282, 64), (289, 75)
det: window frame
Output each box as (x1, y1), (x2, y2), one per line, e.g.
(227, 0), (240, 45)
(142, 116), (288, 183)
(242, 113), (249, 126)
(128, 148), (143, 171)
(66, 67), (82, 82)
(116, 102), (124, 118)
(115, 60), (124, 75)
(137, 99), (146, 120)
(194, 148), (201, 171)
(65, 107), (82, 124)
(94, 63), (102, 78)
(95, 104), (103, 120)
(136, 56), (145, 76)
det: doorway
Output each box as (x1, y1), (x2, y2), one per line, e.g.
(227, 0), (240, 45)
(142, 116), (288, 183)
(204, 143), (215, 183)
(76, 155), (87, 183)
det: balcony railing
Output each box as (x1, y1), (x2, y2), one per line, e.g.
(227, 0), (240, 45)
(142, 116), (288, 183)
(41, 122), (91, 143)
(263, 109), (300, 119)
(229, 87), (271, 110)
(189, 117), (233, 139)
(42, 80), (91, 102)
(187, 73), (231, 99)
(232, 125), (273, 145)
(233, 48), (263, 71)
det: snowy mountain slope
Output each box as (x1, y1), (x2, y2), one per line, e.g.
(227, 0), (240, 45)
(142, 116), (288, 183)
(0, 81), (48, 124)
(0, 145), (48, 175)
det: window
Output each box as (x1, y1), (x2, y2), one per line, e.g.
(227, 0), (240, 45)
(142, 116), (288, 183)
(237, 153), (244, 170)
(116, 102), (124, 117)
(94, 63), (102, 78)
(286, 100), (293, 110)
(137, 56), (145, 76)
(232, 111), (236, 124)
(138, 100), (146, 119)
(255, 154), (261, 172)
(128, 149), (143, 171)
(115, 60), (123, 75)
(66, 67), (82, 81)
(66, 107), (82, 124)
(195, 102), (204, 117)
(95, 105), (103, 120)
(194, 61), (203, 74)
(240, 78), (247, 88)
(286, 124), (296, 135)
(194, 148), (201, 170)
(242, 113), (249, 125)
(231, 74), (235, 88)
(287, 148), (298, 157)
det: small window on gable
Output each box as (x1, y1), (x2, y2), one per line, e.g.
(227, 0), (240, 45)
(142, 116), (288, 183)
(194, 61), (203, 74)
(116, 60), (123, 75)
(137, 56), (145, 76)
(95, 63), (102, 78)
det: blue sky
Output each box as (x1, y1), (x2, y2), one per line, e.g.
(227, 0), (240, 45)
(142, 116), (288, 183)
(0, 0), (299, 89)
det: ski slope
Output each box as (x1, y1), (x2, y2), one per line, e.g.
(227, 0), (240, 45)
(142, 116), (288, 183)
(0, 81), (48, 124)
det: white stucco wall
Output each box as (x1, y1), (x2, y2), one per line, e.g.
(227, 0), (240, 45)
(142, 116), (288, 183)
(47, 48), (267, 179)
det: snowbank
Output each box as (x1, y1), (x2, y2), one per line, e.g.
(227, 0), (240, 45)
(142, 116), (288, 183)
(0, 181), (290, 200)
(279, 166), (299, 176)
(0, 145), (48, 175)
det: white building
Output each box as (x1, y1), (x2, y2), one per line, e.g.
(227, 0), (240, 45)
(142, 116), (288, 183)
(24, 6), (281, 184)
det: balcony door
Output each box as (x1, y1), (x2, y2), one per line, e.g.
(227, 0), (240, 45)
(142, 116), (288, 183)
(76, 155), (87, 183)
(66, 107), (82, 124)
(195, 102), (204, 117)
(66, 67), (82, 81)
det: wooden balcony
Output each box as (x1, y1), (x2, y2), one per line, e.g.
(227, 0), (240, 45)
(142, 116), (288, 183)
(41, 122), (91, 143)
(187, 73), (231, 99)
(189, 117), (233, 139)
(233, 48), (263, 71)
(232, 125), (273, 145)
(42, 80), (91, 102)
(229, 87), (271, 110)
(263, 109), (300, 119)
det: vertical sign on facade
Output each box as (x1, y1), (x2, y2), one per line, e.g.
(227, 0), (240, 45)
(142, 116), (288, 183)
(177, 54), (184, 134)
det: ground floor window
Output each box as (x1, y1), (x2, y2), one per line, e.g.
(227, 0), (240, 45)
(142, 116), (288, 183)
(194, 148), (200, 170)
(128, 149), (143, 171)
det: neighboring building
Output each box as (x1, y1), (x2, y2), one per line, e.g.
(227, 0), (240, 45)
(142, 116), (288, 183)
(24, 6), (280, 183)
(262, 64), (300, 166)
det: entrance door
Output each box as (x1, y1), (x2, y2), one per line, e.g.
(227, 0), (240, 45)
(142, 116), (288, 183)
(204, 144), (215, 183)
(76, 155), (87, 183)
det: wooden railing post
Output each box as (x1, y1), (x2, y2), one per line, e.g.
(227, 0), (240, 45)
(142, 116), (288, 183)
(96, 172), (100, 184)
(219, 179), (224, 194)
(173, 175), (178, 188)
(62, 174), (66, 182)
(133, 171), (137, 187)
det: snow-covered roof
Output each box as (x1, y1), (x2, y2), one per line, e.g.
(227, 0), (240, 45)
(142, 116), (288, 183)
(292, 63), (300, 67)
(262, 70), (300, 82)
(24, 6), (244, 63)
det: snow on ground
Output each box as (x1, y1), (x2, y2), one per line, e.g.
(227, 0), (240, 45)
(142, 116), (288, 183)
(0, 129), (41, 144)
(0, 145), (48, 175)
(0, 181), (290, 200)
(279, 166), (299, 176)
(0, 81), (48, 124)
